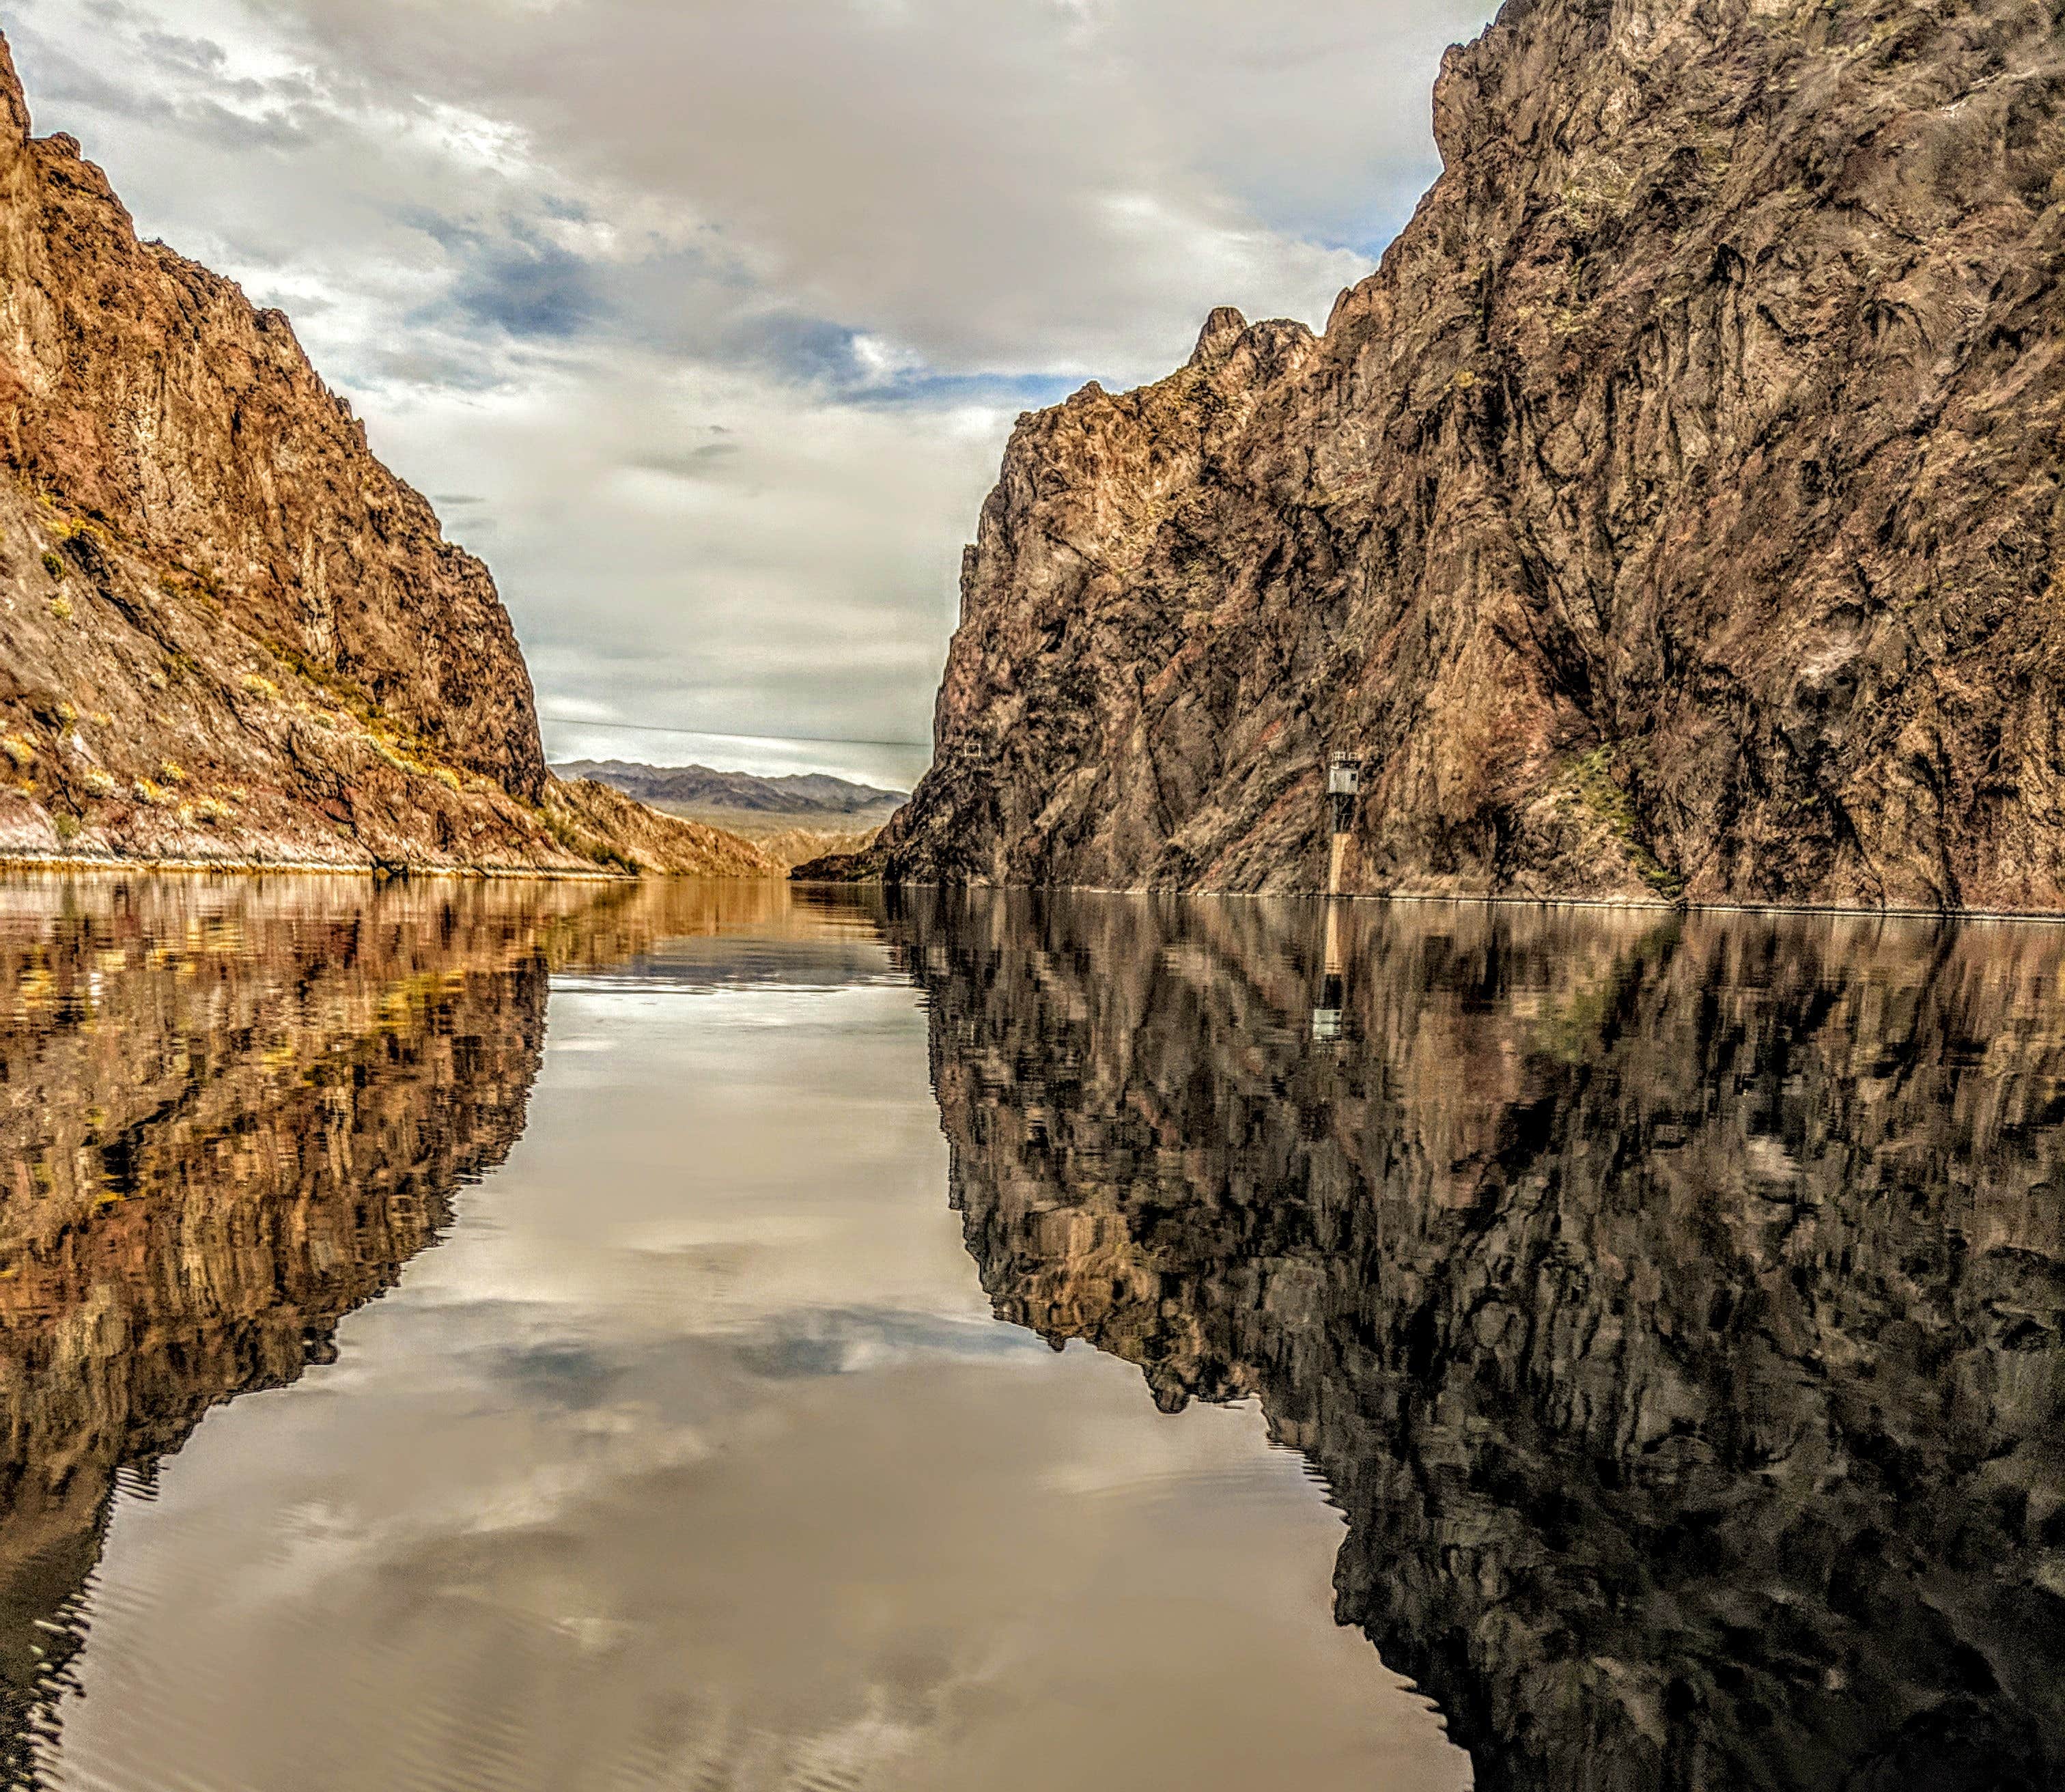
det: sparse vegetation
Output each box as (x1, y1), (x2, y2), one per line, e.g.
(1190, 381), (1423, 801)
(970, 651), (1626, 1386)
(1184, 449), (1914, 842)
(1, 736), (33, 770)
(539, 802), (638, 875)
(241, 673), (281, 701)
(1566, 745), (1684, 900)
(265, 637), (376, 716)
(158, 759), (189, 785)
(49, 595), (73, 623)
(53, 813), (79, 843)
(363, 714), (469, 793)
(132, 776), (167, 807)
(1556, 156), (1634, 231)
(81, 768), (116, 797)
(40, 550), (64, 581)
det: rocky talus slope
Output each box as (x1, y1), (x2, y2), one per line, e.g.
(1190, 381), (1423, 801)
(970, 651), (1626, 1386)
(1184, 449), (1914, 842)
(0, 33), (770, 877)
(849, 0), (2065, 910)
(889, 889), (2065, 1790)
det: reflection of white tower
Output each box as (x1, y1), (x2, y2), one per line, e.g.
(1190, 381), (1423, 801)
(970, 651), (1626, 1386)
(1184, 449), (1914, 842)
(1315, 754), (1360, 1043)
(1314, 897), (1347, 1043)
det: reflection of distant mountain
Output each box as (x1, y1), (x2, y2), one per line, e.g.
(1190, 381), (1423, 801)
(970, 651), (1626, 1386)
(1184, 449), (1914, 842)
(0, 875), (796, 1783)
(549, 881), (903, 992)
(892, 890), (2065, 1792)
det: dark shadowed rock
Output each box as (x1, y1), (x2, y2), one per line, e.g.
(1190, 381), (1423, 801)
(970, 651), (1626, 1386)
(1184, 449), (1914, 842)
(864, 0), (2065, 912)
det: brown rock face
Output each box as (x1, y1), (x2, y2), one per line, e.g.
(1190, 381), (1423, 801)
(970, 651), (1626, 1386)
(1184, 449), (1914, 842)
(867, 0), (2065, 911)
(888, 888), (2065, 1790)
(0, 33), (763, 876)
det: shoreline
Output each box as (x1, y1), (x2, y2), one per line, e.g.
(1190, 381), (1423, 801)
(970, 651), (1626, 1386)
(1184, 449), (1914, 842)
(0, 854), (656, 883)
(10, 855), (2056, 922)
(793, 876), (2065, 929)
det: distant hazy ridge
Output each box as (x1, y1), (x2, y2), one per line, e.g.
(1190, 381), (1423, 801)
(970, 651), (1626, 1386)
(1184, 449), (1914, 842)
(556, 761), (906, 817)
(557, 761), (905, 867)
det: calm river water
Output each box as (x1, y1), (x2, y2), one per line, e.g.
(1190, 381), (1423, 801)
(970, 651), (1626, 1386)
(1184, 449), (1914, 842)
(1, 876), (2060, 1791)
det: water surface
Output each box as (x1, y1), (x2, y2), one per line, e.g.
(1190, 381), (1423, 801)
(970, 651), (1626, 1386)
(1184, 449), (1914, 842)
(1, 877), (2061, 1791)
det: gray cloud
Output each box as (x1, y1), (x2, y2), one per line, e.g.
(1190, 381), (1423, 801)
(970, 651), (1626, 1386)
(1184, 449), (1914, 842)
(10, 0), (1496, 779)
(437, 224), (604, 341)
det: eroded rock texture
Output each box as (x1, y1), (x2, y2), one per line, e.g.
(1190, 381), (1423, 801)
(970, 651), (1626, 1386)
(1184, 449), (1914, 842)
(866, 0), (2065, 910)
(893, 888), (2065, 1790)
(0, 33), (768, 876)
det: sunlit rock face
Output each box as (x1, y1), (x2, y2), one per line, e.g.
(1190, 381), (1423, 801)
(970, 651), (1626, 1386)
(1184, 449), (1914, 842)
(868, 0), (2065, 908)
(895, 890), (2065, 1791)
(0, 876), (578, 1774)
(0, 28), (551, 866)
(0, 34), (778, 876)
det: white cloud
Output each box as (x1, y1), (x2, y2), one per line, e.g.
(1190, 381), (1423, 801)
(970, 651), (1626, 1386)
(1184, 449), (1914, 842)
(8, 0), (1495, 779)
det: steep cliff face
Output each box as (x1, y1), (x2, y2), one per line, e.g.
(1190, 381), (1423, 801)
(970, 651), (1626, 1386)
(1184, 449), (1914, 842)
(891, 889), (2065, 1790)
(0, 33), (768, 876)
(867, 0), (2065, 910)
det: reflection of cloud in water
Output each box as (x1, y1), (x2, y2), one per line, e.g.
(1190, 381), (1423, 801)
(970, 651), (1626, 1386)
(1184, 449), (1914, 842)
(729, 1308), (1052, 1379)
(890, 886), (2065, 1792)
(4, 876), (1462, 1792)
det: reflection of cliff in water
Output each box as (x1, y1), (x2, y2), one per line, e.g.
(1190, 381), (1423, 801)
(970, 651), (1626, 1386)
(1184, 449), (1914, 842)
(0, 874), (778, 1782)
(893, 889), (2065, 1792)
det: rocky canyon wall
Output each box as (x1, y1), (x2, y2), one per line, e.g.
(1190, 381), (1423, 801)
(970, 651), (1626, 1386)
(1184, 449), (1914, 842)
(0, 33), (770, 877)
(860, 0), (2065, 911)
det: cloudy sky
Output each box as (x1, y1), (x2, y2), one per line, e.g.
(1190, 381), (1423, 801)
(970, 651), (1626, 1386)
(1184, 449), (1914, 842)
(12, 0), (1494, 789)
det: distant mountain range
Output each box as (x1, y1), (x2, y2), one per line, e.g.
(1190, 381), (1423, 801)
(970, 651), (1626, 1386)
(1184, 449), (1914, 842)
(553, 761), (908, 819)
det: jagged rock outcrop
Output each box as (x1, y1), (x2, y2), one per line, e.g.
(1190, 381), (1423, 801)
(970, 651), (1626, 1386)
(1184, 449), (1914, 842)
(888, 888), (2065, 1791)
(0, 33), (767, 877)
(854, 0), (2065, 911)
